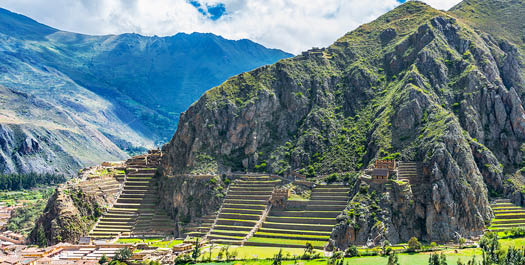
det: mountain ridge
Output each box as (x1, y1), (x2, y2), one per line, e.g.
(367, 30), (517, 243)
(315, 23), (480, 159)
(0, 7), (292, 174)
(160, 0), (525, 244)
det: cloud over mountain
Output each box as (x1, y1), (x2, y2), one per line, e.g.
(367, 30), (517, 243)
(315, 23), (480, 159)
(1, 0), (461, 53)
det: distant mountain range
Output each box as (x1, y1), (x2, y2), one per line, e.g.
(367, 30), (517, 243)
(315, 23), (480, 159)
(0, 7), (292, 175)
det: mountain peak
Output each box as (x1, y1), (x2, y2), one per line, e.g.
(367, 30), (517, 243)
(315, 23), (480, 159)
(0, 8), (57, 40)
(450, 0), (525, 48)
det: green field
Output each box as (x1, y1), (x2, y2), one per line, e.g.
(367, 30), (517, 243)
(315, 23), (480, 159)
(199, 246), (320, 260)
(116, 238), (183, 248)
(246, 237), (326, 247)
(199, 248), (481, 265)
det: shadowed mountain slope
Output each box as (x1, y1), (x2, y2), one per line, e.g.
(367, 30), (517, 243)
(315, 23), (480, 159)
(0, 8), (292, 174)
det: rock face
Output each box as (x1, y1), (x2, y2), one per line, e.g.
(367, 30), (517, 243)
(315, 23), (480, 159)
(0, 8), (291, 174)
(29, 187), (104, 245)
(157, 174), (226, 236)
(162, 1), (525, 244)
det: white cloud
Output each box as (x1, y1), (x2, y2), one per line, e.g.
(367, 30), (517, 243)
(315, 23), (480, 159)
(1, 0), (462, 54)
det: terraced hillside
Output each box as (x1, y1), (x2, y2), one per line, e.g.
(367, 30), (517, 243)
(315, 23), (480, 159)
(246, 184), (349, 249)
(204, 176), (281, 245)
(489, 199), (525, 232)
(182, 213), (218, 239)
(89, 151), (177, 239)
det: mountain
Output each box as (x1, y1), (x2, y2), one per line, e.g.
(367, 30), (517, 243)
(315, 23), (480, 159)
(160, 0), (525, 244)
(0, 8), (292, 174)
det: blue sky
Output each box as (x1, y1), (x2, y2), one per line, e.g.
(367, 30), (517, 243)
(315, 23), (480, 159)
(0, 0), (461, 53)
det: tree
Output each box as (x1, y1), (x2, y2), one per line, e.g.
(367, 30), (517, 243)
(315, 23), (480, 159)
(408, 237), (422, 252)
(304, 242), (314, 255)
(428, 253), (447, 265)
(191, 238), (201, 262)
(382, 240), (391, 255)
(479, 232), (500, 264)
(207, 241), (214, 262)
(388, 252), (400, 265)
(430, 242), (437, 250)
(273, 249), (283, 265)
(113, 247), (132, 262)
(459, 237), (466, 249)
(99, 254), (108, 264)
(36, 226), (47, 247)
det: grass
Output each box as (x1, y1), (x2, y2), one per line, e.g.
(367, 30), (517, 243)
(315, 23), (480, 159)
(247, 237), (327, 247)
(198, 247), (481, 265)
(199, 246), (320, 260)
(255, 232), (330, 240)
(288, 194), (309, 201)
(259, 228), (331, 235)
(115, 238), (183, 248)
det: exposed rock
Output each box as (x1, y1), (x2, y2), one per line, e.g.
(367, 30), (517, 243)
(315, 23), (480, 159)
(29, 187), (104, 245)
(161, 1), (525, 244)
(157, 174), (226, 236)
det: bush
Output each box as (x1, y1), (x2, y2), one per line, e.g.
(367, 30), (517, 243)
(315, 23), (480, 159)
(113, 247), (132, 262)
(345, 244), (359, 257)
(407, 237), (421, 252)
(326, 173), (338, 183)
(430, 242), (437, 250)
(510, 227), (525, 238)
(387, 252), (399, 265)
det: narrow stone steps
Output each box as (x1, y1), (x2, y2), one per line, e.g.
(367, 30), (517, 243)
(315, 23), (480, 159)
(258, 227), (331, 236)
(270, 210), (340, 218)
(262, 222), (334, 232)
(266, 216), (336, 225)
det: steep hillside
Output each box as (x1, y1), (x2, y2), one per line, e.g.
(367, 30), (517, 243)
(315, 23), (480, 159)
(0, 8), (292, 174)
(162, 1), (525, 243)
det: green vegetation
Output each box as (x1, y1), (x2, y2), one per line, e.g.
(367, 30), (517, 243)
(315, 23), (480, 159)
(1, 188), (54, 235)
(247, 237), (326, 248)
(0, 173), (67, 190)
(115, 238), (183, 248)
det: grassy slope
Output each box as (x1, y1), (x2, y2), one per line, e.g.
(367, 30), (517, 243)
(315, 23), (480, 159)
(450, 0), (525, 51)
(198, 1), (450, 174)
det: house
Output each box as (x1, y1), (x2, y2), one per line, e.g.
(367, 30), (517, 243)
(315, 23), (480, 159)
(371, 168), (389, 181)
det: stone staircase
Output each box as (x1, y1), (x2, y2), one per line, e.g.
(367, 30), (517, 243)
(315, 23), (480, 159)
(245, 184), (349, 250)
(89, 151), (177, 239)
(182, 213), (218, 239)
(489, 198), (525, 232)
(204, 176), (281, 245)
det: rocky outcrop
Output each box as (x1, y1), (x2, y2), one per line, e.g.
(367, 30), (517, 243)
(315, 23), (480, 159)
(161, 1), (525, 244)
(157, 174), (226, 236)
(29, 186), (104, 245)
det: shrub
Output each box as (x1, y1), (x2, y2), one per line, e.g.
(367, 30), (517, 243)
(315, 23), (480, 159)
(113, 247), (132, 262)
(98, 255), (108, 264)
(387, 252), (400, 265)
(407, 237), (421, 252)
(430, 241), (437, 250)
(272, 249), (283, 265)
(326, 173), (338, 183)
(458, 237), (466, 248)
(345, 244), (359, 257)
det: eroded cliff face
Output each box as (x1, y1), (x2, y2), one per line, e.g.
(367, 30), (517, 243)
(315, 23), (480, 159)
(161, 1), (525, 243)
(157, 174), (226, 236)
(29, 186), (104, 245)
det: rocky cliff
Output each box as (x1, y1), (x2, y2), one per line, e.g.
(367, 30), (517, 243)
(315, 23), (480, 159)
(29, 166), (123, 245)
(157, 174), (226, 236)
(29, 186), (104, 245)
(162, 1), (525, 244)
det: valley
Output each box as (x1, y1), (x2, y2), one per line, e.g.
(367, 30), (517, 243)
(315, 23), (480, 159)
(1, 0), (525, 264)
